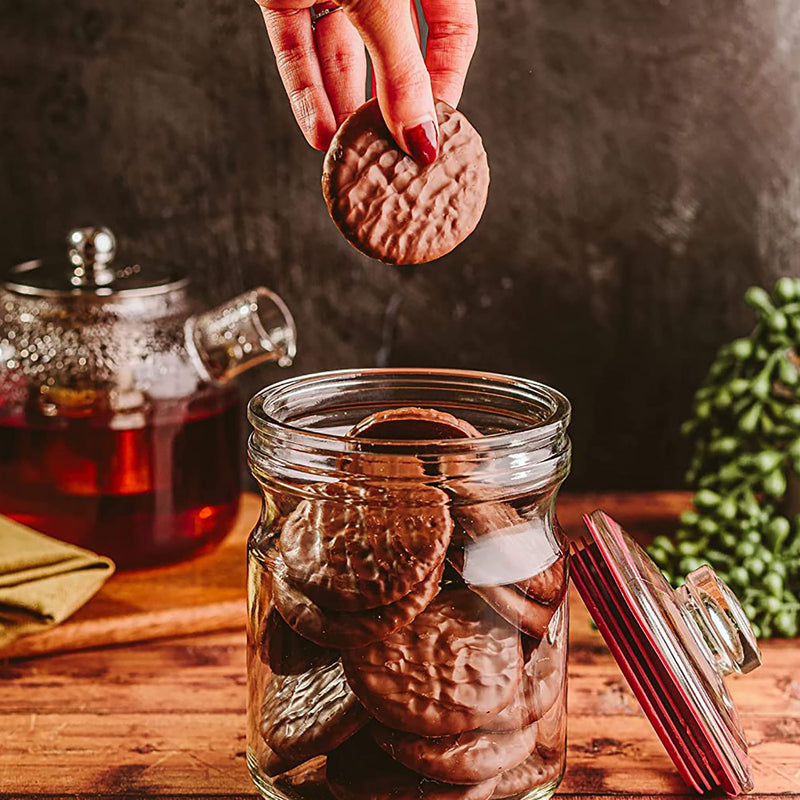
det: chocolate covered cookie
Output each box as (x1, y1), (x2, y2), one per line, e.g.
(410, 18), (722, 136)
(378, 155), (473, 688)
(480, 652), (561, 732)
(279, 481), (452, 611)
(454, 500), (567, 605)
(372, 721), (538, 785)
(261, 608), (337, 674)
(342, 407), (482, 479)
(327, 732), (500, 800)
(261, 657), (369, 763)
(535, 702), (565, 758)
(349, 407), (482, 440)
(272, 559), (444, 649)
(322, 98), (490, 265)
(490, 752), (562, 799)
(447, 543), (558, 639)
(342, 589), (521, 736)
(471, 583), (557, 639)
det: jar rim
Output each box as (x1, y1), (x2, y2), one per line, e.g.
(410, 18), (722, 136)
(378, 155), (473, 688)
(247, 367), (571, 456)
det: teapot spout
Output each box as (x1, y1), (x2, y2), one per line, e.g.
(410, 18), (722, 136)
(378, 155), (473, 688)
(186, 288), (296, 384)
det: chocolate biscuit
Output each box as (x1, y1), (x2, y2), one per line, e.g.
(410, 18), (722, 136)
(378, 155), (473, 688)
(322, 98), (490, 265)
(349, 407), (482, 440)
(447, 543), (558, 639)
(535, 702), (565, 758)
(279, 481), (452, 611)
(480, 651), (561, 732)
(327, 732), (500, 800)
(261, 657), (369, 763)
(261, 608), (337, 674)
(342, 589), (522, 736)
(372, 721), (538, 785)
(454, 500), (567, 605)
(490, 752), (562, 799)
(342, 407), (482, 479)
(272, 559), (444, 649)
(471, 583), (557, 639)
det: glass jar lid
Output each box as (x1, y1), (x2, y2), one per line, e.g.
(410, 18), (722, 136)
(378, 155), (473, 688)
(3, 226), (186, 298)
(571, 510), (761, 796)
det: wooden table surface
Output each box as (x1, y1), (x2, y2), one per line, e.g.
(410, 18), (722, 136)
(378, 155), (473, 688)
(1, 492), (798, 799)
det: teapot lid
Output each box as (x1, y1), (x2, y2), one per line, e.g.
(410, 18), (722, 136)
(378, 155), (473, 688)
(571, 511), (761, 796)
(3, 226), (187, 298)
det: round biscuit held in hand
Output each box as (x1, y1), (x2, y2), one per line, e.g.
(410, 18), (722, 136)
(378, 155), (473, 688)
(322, 98), (490, 265)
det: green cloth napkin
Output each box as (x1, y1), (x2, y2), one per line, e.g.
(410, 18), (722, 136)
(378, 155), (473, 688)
(0, 514), (114, 649)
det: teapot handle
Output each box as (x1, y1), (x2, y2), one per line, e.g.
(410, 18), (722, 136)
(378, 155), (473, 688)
(185, 288), (296, 384)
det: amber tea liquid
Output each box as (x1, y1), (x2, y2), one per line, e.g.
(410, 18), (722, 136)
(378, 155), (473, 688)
(0, 387), (241, 568)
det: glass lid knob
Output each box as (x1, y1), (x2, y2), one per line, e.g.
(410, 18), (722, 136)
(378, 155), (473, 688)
(67, 226), (116, 287)
(677, 565), (762, 677)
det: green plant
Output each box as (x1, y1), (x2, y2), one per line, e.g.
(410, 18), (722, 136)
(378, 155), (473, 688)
(648, 278), (800, 638)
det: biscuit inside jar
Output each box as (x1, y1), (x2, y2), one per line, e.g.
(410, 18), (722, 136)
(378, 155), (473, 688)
(252, 406), (568, 800)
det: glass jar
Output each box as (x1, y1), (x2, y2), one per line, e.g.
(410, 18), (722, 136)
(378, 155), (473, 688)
(246, 369), (572, 800)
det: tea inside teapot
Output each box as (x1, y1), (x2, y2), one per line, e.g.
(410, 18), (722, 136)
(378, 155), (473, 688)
(0, 227), (296, 568)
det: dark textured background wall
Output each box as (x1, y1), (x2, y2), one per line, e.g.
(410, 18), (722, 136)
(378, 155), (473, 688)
(2, 0), (800, 489)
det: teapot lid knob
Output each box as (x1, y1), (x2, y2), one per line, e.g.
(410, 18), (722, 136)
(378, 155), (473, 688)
(67, 226), (116, 287)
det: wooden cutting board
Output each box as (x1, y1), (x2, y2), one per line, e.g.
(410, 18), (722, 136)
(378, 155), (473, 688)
(1, 494), (263, 660)
(2, 491), (692, 660)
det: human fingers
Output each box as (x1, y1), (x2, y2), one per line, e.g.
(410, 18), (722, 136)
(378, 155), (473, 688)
(257, 2), (337, 149)
(420, 0), (478, 108)
(312, 3), (368, 128)
(341, 0), (438, 165)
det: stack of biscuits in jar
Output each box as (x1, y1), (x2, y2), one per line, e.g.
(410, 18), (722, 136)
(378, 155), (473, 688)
(258, 408), (568, 800)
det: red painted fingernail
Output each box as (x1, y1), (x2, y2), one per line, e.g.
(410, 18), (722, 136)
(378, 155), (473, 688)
(404, 120), (438, 165)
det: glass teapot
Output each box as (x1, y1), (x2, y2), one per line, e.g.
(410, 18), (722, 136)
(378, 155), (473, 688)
(0, 226), (296, 568)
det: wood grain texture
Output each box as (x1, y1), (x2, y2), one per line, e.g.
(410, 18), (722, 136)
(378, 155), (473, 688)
(0, 492), (798, 798)
(0, 494), (262, 660)
(1, 490), (685, 661)
(4, 2), (800, 489)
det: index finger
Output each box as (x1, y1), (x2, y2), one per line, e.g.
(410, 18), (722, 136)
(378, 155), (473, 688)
(420, 0), (478, 107)
(259, 4), (338, 150)
(340, 0), (438, 162)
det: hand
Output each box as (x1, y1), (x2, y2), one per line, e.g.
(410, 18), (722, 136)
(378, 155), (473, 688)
(254, 0), (478, 164)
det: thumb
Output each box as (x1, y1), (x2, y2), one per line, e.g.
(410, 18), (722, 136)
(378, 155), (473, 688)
(342, 0), (439, 165)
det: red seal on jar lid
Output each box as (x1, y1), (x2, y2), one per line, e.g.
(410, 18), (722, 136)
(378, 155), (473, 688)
(571, 510), (762, 797)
